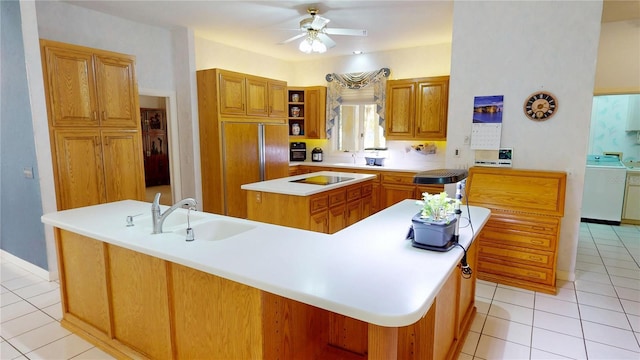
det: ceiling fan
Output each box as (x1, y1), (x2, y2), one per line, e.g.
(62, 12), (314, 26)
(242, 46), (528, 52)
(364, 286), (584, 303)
(280, 8), (368, 53)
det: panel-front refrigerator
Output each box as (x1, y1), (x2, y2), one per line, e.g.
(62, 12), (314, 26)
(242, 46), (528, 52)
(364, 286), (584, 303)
(221, 122), (289, 218)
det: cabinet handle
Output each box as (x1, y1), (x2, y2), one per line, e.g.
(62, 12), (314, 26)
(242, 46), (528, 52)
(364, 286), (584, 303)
(92, 111), (98, 121)
(530, 239), (544, 245)
(102, 111), (107, 120)
(529, 256), (543, 262)
(527, 272), (541, 278)
(532, 226), (546, 231)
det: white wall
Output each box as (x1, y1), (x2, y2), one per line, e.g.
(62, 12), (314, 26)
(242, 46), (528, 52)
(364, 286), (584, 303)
(447, 0), (603, 281)
(595, 20), (640, 94)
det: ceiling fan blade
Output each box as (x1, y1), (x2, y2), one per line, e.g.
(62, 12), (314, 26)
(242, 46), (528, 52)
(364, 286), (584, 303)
(311, 15), (330, 30)
(325, 28), (368, 37)
(318, 33), (336, 49)
(279, 33), (306, 45)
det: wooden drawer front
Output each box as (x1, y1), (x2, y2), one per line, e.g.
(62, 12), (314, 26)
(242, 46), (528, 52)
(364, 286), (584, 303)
(382, 173), (415, 185)
(479, 228), (555, 251)
(310, 194), (328, 214)
(478, 243), (554, 268)
(487, 213), (559, 235)
(416, 185), (445, 196)
(361, 183), (373, 196)
(478, 259), (553, 285)
(328, 189), (346, 207)
(346, 185), (362, 202)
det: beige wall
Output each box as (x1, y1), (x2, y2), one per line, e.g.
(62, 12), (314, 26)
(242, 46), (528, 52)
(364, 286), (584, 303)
(594, 20), (640, 94)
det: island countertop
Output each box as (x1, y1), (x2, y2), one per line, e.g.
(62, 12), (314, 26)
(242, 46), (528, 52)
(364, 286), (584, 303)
(42, 199), (490, 327)
(241, 171), (376, 196)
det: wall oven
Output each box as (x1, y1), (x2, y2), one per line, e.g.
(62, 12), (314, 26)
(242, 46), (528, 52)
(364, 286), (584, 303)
(290, 142), (306, 161)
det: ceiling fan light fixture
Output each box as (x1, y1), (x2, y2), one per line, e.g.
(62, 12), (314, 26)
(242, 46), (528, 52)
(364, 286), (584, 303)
(299, 30), (326, 54)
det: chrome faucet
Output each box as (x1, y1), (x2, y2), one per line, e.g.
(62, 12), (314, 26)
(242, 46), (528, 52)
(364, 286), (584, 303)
(151, 193), (197, 234)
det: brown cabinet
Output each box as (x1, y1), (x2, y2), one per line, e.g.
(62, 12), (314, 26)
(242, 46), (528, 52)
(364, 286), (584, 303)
(466, 167), (566, 294)
(42, 40), (145, 211)
(218, 69), (287, 119)
(246, 180), (373, 234)
(381, 172), (444, 209)
(52, 129), (144, 210)
(197, 68), (289, 216)
(385, 76), (449, 140)
(288, 86), (327, 138)
(42, 41), (138, 128)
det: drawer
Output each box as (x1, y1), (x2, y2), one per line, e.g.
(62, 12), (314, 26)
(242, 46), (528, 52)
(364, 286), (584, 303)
(328, 189), (346, 207)
(486, 213), (559, 235)
(416, 185), (445, 197)
(310, 194), (328, 214)
(346, 185), (362, 202)
(381, 173), (415, 185)
(361, 183), (373, 196)
(479, 227), (556, 251)
(478, 259), (554, 285)
(478, 243), (554, 268)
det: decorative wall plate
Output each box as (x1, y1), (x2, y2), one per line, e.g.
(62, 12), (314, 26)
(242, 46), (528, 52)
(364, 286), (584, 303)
(524, 91), (558, 121)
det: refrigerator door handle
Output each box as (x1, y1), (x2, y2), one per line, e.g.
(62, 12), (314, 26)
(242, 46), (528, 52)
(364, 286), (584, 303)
(258, 124), (266, 181)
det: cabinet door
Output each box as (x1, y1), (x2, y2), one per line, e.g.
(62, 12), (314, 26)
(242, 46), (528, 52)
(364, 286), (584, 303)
(42, 46), (99, 127)
(222, 122), (260, 218)
(622, 175), (640, 220)
(458, 241), (477, 335)
(108, 245), (172, 359)
(328, 204), (346, 234)
(385, 80), (415, 139)
(94, 55), (138, 128)
(345, 200), (362, 227)
(57, 230), (110, 335)
(54, 130), (106, 210)
(381, 183), (416, 208)
(268, 81), (288, 118)
(219, 72), (246, 115)
(415, 78), (448, 139)
(246, 77), (269, 117)
(309, 211), (329, 233)
(263, 124), (290, 180)
(101, 130), (145, 203)
(304, 86), (327, 139)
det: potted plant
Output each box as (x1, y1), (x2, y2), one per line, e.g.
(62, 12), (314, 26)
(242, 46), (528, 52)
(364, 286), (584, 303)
(411, 192), (460, 248)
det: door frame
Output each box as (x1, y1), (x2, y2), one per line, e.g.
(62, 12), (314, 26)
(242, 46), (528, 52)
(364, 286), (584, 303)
(139, 88), (182, 202)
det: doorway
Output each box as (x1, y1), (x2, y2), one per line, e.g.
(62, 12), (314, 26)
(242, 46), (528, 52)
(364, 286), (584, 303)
(140, 94), (173, 205)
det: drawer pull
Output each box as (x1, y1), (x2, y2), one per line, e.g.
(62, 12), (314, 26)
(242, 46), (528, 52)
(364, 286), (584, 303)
(530, 240), (544, 245)
(529, 256), (543, 262)
(527, 272), (542, 278)
(532, 226), (546, 231)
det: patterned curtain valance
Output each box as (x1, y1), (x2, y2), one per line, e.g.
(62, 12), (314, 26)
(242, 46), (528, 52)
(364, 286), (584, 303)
(325, 68), (390, 89)
(325, 68), (390, 139)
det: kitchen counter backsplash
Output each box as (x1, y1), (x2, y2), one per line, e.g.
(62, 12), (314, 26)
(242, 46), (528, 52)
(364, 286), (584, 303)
(304, 140), (446, 170)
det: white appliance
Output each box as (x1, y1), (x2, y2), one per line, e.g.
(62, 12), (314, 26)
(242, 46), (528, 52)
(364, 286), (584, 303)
(581, 155), (627, 224)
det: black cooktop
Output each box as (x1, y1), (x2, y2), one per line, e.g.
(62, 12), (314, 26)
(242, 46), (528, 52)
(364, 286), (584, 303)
(290, 175), (354, 186)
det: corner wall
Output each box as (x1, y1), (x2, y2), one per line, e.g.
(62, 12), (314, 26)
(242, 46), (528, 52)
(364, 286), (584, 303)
(446, 0), (603, 281)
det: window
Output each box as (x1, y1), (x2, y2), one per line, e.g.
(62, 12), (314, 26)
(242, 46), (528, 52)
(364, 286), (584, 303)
(333, 87), (386, 152)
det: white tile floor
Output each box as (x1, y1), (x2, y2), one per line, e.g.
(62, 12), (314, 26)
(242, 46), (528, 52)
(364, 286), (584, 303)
(0, 222), (638, 359)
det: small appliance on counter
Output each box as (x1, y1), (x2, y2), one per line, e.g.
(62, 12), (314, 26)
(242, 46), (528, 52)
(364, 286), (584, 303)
(290, 142), (306, 162)
(311, 147), (323, 162)
(364, 148), (388, 166)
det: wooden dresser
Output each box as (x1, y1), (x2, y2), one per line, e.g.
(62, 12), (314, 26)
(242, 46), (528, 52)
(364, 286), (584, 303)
(465, 167), (567, 294)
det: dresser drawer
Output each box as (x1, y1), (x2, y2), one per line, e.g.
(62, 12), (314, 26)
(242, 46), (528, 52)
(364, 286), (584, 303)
(310, 194), (328, 214)
(478, 259), (554, 285)
(478, 243), (554, 268)
(485, 212), (559, 235)
(328, 189), (346, 207)
(346, 185), (362, 202)
(479, 228), (556, 251)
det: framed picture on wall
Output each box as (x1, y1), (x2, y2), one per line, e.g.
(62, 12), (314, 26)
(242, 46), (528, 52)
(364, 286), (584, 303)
(144, 109), (166, 130)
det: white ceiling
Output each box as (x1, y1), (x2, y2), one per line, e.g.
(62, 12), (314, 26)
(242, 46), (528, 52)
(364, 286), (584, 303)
(62, 0), (639, 62)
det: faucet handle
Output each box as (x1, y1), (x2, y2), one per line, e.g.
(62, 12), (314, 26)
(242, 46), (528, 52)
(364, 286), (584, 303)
(152, 193), (161, 209)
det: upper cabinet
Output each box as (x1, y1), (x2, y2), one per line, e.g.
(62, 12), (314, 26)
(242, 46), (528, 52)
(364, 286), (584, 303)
(385, 76), (449, 140)
(288, 86), (327, 139)
(218, 69), (287, 119)
(41, 42), (138, 128)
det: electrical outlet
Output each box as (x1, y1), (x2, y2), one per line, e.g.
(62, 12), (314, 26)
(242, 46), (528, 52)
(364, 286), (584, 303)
(463, 135), (470, 145)
(454, 148), (460, 158)
(23, 167), (34, 179)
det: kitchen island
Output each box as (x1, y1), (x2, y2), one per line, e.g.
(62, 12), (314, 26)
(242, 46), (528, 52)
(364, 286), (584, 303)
(42, 199), (490, 359)
(243, 171), (376, 233)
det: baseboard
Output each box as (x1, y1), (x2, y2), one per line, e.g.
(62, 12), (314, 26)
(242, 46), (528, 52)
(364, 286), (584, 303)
(1, 250), (53, 281)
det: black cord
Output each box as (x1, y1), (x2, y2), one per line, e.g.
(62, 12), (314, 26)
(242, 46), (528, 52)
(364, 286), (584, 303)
(452, 242), (473, 279)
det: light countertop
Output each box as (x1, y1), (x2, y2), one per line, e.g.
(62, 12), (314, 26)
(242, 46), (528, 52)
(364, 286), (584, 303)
(42, 199), (490, 327)
(241, 171), (376, 196)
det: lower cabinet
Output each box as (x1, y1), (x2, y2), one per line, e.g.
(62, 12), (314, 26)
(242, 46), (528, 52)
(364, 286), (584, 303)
(246, 180), (373, 234)
(55, 228), (477, 360)
(622, 172), (640, 224)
